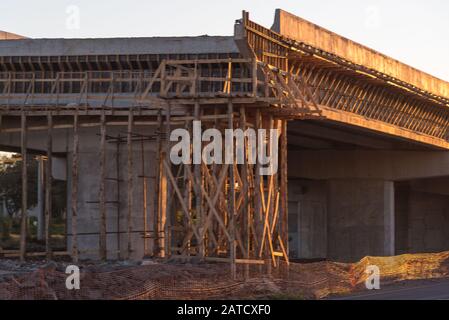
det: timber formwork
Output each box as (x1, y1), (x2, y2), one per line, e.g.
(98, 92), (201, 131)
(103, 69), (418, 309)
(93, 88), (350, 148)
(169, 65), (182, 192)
(1, 11), (449, 278)
(0, 49), (318, 277)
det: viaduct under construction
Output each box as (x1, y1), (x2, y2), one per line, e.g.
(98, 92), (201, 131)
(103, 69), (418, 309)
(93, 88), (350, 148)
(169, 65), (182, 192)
(1, 10), (449, 278)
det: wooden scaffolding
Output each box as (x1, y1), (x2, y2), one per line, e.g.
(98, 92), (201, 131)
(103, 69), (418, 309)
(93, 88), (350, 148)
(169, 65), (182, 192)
(0, 49), (323, 279)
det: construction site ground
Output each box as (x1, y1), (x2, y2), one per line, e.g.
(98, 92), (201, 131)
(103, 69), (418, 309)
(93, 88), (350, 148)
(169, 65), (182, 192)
(0, 251), (448, 300)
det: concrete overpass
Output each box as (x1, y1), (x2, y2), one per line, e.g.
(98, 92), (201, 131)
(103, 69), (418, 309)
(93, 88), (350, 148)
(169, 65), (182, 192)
(0, 10), (449, 271)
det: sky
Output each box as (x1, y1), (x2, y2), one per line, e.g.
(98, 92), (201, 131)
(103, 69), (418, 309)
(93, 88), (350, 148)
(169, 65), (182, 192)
(0, 0), (448, 81)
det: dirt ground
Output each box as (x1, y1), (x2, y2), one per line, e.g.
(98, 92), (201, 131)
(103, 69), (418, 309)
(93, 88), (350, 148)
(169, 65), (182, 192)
(0, 251), (448, 300)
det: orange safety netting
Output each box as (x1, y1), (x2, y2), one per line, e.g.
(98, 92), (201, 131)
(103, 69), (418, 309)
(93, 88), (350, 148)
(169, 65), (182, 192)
(1, 251), (448, 300)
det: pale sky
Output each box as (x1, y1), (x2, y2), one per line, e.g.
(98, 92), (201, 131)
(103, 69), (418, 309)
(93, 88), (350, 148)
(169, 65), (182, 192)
(0, 0), (448, 81)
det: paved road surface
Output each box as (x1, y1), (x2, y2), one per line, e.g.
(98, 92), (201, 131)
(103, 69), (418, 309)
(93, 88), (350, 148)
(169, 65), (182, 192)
(330, 278), (449, 300)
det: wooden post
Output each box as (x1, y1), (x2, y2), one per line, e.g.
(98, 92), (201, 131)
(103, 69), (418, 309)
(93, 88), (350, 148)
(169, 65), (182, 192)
(267, 115), (275, 275)
(71, 111), (79, 262)
(164, 104), (172, 258)
(252, 59), (258, 97)
(127, 110), (134, 259)
(240, 106), (250, 279)
(254, 109), (262, 272)
(99, 110), (107, 260)
(280, 119), (289, 265)
(228, 101), (236, 279)
(45, 112), (53, 259)
(19, 111), (28, 262)
(154, 110), (162, 256)
(194, 102), (204, 259)
(115, 134), (121, 260)
(184, 115), (193, 257)
(141, 135), (148, 256)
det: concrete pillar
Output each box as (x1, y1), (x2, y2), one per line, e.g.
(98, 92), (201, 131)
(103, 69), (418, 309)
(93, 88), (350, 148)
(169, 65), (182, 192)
(327, 179), (395, 262)
(288, 180), (327, 260)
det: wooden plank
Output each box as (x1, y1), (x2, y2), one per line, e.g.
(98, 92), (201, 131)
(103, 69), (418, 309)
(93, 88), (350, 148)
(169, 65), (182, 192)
(141, 132), (149, 256)
(228, 100), (236, 279)
(2, 251), (70, 258)
(254, 109), (263, 259)
(240, 106), (250, 279)
(278, 235), (290, 266)
(127, 109), (134, 259)
(45, 112), (53, 259)
(280, 119), (289, 256)
(99, 110), (107, 260)
(71, 111), (79, 262)
(19, 111), (27, 262)
(205, 257), (265, 265)
(115, 133), (121, 260)
(154, 110), (162, 256)
(163, 104), (172, 258)
(193, 102), (204, 258)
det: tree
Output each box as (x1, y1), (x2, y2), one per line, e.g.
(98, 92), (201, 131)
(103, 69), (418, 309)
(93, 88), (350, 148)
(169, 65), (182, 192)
(0, 157), (37, 217)
(0, 155), (67, 219)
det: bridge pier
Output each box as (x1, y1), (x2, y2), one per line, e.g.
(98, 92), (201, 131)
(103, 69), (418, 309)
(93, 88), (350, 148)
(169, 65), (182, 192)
(327, 179), (395, 262)
(288, 147), (449, 262)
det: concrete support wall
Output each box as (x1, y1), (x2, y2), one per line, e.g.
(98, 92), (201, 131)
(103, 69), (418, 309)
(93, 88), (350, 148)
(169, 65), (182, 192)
(394, 182), (410, 255)
(327, 179), (395, 262)
(407, 191), (449, 254)
(288, 180), (327, 259)
(0, 124), (160, 261)
(394, 179), (449, 255)
(64, 126), (158, 260)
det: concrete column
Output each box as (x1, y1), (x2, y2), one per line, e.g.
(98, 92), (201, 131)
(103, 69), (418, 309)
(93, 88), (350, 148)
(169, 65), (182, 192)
(327, 179), (395, 262)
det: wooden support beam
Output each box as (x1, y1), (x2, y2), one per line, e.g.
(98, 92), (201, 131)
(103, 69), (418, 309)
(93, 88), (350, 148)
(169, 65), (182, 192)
(240, 106), (250, 279)
(161, 104), (172, 258)
(141, 131), (149, 256)
(115, 133), (121, 260)
(280, 119), (289, 261)
(154, 110), (162, 256)
(99, 110), (107, 260)
(45, 112), (53, 259)
(127, 109), (134, 259)
(183, 116), (193, 256)
(71, 110), (79, 262)
(228, 100), (236, 279)
(254, 109), (263, 260)
(194, 102), (204, 259)
(19, 111), (27, 262)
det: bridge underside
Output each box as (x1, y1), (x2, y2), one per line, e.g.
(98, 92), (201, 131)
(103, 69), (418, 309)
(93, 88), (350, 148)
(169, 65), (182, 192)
(1, 11), (449, 274)
(287, 120), (449, 262)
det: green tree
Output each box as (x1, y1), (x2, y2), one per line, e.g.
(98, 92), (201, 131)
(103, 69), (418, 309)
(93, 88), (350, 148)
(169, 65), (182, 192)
(0, 158), (38, 216)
